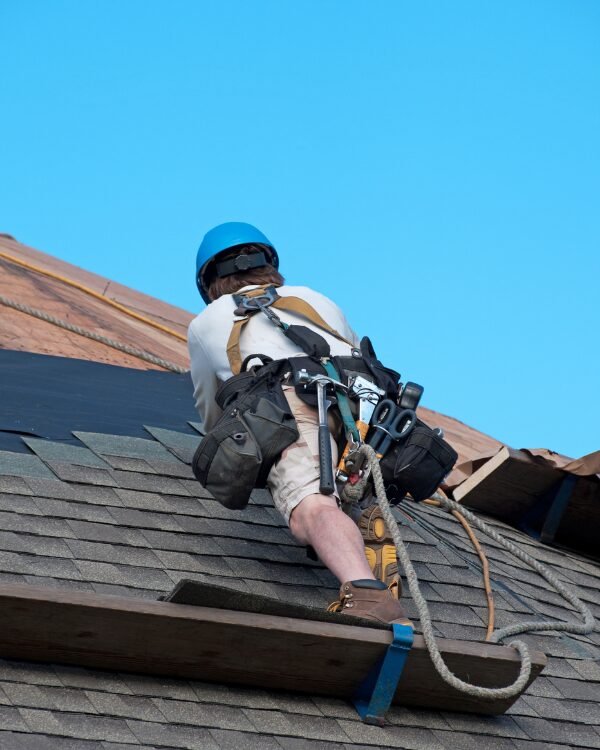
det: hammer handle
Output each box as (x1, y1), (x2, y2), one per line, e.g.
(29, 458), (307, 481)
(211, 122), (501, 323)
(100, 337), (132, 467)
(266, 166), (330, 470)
(318, 424), (335, 495)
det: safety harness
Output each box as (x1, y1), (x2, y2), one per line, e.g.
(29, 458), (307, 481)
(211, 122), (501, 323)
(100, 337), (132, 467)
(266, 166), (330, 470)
(226, 285), (354, 375)
(227, 285), (361, 444)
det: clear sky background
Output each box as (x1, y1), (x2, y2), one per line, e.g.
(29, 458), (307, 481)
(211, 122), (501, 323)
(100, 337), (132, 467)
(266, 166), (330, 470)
(1, 1), (598, 458)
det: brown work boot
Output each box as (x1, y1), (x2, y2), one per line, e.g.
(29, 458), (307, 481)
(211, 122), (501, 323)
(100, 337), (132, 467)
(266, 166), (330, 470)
(328, 579), (412, 626)
(358, 504), (402, 599)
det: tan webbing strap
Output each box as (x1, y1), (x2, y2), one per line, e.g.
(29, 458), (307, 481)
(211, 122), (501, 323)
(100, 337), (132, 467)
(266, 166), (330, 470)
(226, 287), (274, 375)
(271, 296), (355, 347)
(226, 317), (250, 375)
(225, 286), (354, 375)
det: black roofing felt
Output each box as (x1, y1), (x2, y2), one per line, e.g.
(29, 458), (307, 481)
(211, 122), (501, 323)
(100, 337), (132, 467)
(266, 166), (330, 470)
(165, 577), (388, 629)
(0, 353), (598, 748)
(0, 350), (200, 453)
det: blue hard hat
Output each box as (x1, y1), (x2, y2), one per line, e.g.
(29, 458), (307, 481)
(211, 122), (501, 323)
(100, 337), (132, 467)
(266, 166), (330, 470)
(195, 221), (278, 303)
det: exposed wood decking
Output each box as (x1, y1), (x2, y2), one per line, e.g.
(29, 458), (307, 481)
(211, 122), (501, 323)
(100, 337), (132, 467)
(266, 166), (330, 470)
(0, 235), (191, 371)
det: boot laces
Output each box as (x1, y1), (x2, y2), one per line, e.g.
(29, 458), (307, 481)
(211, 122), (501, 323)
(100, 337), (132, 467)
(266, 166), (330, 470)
(327, 591), (353, 613)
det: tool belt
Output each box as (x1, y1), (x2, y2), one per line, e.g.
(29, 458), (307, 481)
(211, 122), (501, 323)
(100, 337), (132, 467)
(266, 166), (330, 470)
(191, 357), (299, 510)
(194, 284), (458, 509)
(284, 347), (457, 502)
(226, 285), (355, 376)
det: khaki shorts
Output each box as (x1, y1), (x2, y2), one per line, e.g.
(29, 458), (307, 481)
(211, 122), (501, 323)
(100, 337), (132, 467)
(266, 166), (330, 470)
(267, 386), (342, 525)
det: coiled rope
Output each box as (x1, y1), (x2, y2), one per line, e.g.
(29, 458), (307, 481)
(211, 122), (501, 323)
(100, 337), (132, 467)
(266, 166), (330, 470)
(0, 294), (187, 374)
(349, 443), (596, 700)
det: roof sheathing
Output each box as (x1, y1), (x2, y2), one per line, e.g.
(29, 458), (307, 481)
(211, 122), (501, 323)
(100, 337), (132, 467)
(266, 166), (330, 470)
(0, 427), (598, 749)
(0, 235), (191, 370)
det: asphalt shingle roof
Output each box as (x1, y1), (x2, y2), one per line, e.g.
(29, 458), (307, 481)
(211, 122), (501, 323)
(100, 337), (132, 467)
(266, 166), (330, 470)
(0, 420), (598, 749)
(1, 235), (598, 747)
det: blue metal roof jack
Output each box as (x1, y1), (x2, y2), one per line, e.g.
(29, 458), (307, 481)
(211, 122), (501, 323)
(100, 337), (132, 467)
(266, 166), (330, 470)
(353, 622), (414, 725)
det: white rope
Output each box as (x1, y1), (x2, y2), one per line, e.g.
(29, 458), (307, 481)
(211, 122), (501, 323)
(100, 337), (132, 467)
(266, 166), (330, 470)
(354, 443), (595, 700)
(0, 295), (187, 374)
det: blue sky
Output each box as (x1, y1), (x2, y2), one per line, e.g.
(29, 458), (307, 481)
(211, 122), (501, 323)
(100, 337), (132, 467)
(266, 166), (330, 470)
(1, 1), (598, 458)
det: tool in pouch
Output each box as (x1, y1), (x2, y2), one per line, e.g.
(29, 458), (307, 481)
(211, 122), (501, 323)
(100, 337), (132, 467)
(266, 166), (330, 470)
(337, 375), (384, 483)
(295, 370), (340, 495)
(367, 399), (416, 458)
(316, 379), (335, 494)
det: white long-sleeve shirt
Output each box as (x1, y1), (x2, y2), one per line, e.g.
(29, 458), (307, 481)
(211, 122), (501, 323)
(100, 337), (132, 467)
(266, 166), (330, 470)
(188, 285), (359, 430)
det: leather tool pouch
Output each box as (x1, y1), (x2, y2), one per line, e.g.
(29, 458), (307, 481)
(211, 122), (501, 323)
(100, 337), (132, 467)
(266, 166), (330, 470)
(379, 419), (458, 503)
(192, 359), (299, 510)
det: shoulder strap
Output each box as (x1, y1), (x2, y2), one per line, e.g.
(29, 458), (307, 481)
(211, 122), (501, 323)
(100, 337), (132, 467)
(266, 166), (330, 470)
(226, 316), (251, 376)
(226, 287), (272, 375)
(271, 296), (354, 348)
(226, 285), (354, 375)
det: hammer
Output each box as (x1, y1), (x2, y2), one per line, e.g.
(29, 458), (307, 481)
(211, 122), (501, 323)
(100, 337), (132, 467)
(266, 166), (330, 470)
(296, 370), (343, 495)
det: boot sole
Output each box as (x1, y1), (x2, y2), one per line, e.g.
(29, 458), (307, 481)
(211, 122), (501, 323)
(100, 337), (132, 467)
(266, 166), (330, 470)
(359, 505), (402, 599)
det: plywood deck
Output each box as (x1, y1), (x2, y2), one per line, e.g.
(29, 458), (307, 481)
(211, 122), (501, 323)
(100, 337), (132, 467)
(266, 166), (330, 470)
(0, 235), (191, 371)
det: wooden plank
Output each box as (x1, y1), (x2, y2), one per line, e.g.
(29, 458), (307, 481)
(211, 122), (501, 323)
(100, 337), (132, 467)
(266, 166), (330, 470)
(453, 448), (600, 557)
(453, 447), (563, 516)
(0, 583), (545, 716)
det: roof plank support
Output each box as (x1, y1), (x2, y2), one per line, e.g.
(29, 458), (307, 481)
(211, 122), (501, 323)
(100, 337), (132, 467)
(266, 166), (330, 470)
(453, 447), (599, 557)
(0, 583), (545, 716)
(540, 474), (578, 544)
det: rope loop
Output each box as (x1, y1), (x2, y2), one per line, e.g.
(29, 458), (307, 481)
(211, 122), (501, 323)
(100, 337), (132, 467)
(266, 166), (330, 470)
(352, 443), (596, 700)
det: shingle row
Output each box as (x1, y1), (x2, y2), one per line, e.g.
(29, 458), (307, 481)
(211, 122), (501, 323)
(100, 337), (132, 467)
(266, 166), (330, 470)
(0, 431), (598, 749)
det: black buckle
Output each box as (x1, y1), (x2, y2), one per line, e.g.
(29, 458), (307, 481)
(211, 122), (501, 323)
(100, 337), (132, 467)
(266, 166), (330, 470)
(216, 250), (267, 279)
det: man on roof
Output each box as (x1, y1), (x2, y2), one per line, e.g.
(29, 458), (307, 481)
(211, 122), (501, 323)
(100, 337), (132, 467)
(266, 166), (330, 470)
(188, 221), (411, 626)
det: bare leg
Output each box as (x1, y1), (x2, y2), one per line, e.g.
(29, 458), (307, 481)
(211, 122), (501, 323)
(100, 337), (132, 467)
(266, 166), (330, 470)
(289, 494), (375, 584)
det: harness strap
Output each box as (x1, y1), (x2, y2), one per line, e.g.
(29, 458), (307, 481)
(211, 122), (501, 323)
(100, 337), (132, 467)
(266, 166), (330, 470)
(271, 295), (354, 347)
(226, 286), (354, 375)
(226, 287), (275, 375)
(322, 359), (360, 442)
(227, 317), (251, 375)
